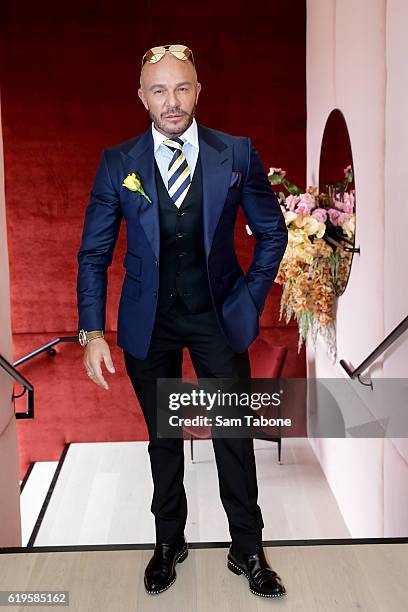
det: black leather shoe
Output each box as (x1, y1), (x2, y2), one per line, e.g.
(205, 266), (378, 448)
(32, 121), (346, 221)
(227, 545), (286, 598)
(144, 535), (188, 595)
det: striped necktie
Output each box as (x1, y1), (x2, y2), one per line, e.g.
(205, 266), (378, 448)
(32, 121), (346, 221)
(163, 137), (191, 208)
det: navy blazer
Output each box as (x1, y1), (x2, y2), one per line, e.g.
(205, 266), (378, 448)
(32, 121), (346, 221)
(77, 122), (288, 358)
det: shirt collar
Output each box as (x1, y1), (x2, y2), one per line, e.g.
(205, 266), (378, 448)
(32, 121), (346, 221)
(151, 117), (198, 153)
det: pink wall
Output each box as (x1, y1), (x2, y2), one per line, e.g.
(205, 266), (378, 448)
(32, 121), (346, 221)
(306, 0), (408, 537)
(0, 97), (21, 547)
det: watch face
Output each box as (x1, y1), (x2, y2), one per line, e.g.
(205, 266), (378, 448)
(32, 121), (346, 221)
(78, 330), (87, 347)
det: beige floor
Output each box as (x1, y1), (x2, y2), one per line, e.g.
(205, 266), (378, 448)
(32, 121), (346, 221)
(0, 543), (407, 611)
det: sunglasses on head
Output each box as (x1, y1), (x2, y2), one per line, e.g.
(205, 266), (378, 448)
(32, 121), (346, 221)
(141, 44), (195, 69)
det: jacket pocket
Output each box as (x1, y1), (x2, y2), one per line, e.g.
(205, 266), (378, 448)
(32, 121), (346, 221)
(221, 275), (259, 346)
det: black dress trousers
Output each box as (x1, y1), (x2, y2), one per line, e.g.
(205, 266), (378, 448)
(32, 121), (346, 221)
(123, 295), (264, 554)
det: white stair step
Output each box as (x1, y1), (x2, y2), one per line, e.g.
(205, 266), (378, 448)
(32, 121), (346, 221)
(31, 439), (350, 546)
(20, 461), (59, 546)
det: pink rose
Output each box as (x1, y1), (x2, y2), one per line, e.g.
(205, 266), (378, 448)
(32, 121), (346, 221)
(286, 195), (301, 211)
(342, 202), (354, 214)
(337, 212), (351, 226)
(311, 208), (328, 224)
(342, 192), (355, 213)
(295, 192), (315, 215)
(334, 192), (354, 214)
(296, 202), (313, 215)
(328, 208), (341, 225)
(269, 167), (287, 178)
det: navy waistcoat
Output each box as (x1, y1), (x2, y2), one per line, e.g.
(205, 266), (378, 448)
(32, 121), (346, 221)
(154, 154), (213, 314)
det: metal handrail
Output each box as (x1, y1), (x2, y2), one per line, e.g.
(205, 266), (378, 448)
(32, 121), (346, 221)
(323, 234), (360, 253)
(340, 315), (408, 386)
(1, 336), (78, 419)
(0, 353), (34, 418)
(13, 336), (77, 367)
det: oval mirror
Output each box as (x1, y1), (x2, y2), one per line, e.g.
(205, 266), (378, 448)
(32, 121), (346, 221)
(319, 109), (357, 296)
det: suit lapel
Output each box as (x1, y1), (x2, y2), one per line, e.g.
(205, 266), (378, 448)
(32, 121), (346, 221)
(198, 123), (233, 256)
(122, 122), (233, 261)
(122, 128), (160, 260)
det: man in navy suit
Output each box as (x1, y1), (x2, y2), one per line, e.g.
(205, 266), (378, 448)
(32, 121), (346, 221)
(77, 44), (288, 598)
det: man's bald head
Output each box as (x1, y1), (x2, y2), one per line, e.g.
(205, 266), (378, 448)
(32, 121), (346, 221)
(140, 51), (198, 89)
(138, 51), (201, 137)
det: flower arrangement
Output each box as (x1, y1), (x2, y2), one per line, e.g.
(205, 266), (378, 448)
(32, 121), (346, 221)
(255, 165), (355, 361)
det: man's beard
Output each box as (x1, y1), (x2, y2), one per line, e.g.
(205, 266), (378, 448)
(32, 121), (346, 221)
(149, 104), (196, 136)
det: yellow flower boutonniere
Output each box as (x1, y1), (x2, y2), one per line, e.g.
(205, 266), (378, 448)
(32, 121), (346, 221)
(122, 172), (152, 203)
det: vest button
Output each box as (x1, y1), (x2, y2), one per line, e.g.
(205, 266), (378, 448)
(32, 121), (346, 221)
(177, 232), (183, 238)
(177, 211), (185, 217)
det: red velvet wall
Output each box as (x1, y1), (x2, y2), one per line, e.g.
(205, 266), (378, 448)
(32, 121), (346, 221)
(0, 0), (306, 335)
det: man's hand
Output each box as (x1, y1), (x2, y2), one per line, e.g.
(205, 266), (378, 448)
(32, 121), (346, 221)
(83, 338), (116, 390)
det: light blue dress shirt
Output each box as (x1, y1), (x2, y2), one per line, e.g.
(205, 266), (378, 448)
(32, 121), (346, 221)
(151, 117), (199, 188)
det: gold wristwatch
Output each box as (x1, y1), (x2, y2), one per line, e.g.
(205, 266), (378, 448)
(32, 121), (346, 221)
(78, 329), (104, 347)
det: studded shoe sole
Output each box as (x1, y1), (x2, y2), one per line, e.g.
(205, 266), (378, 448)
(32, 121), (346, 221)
(227, 557), (287, 598)
(145, 542), (189, 595)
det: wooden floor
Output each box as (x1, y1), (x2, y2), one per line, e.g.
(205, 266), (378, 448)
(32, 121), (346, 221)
(0, 542), (407, 611)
